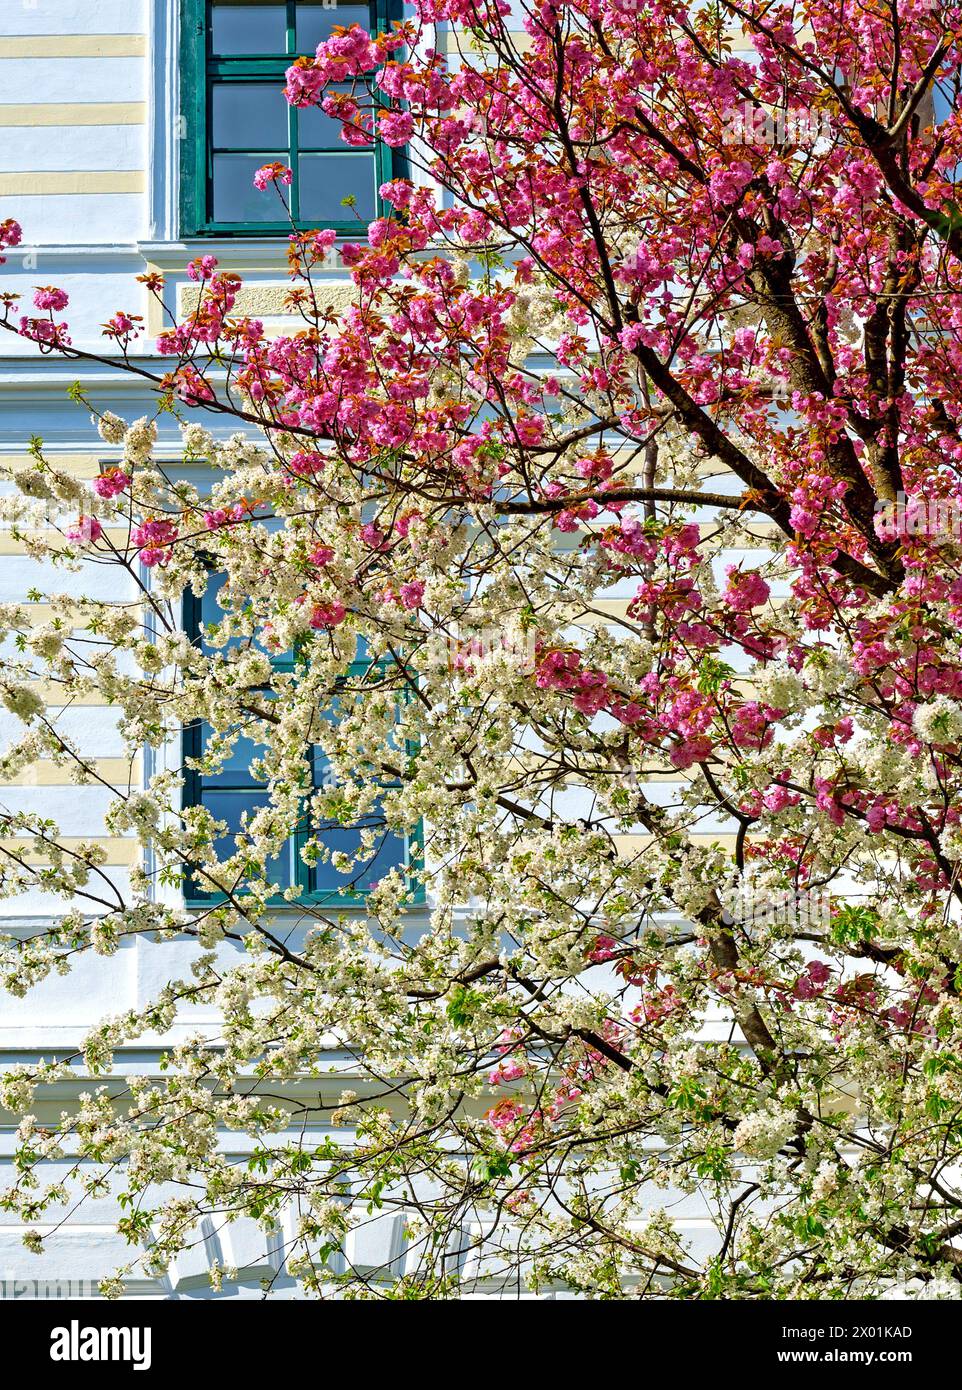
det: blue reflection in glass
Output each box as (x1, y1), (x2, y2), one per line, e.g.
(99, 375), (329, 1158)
(202, 788), (297, 889)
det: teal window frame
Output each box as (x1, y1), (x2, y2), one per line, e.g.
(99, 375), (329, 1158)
(179, 0), (407, 237)
(181, 584), (424, 909)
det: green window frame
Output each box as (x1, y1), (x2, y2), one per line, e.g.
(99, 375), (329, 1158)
(181, 580), (423, 908)
(179, 0), (406, 237)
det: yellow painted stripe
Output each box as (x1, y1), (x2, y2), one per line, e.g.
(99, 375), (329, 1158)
(0, 455), (101, 478)
(0, 35), (146, 59)
(144, 261), (164, 337)
(0, 759), (140, 788)
(580, 596), (787, 625)
(588, 599), (641, 617)
(0, 171), (145, 196)
(33, 683), (136, 709)
(0, 529), (131, 555)
(615, 834), (740, 853)
(0, 102), (145, 126)
(0, 605), (144, 631)
(1, 837), (138, 866)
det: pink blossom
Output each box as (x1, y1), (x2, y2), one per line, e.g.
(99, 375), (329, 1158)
(669, 735), (713, 769)
(33, 286), (69, 312)
(65, 517), (103, 544)
(723, 566), (771, 612)
(379, 179), (413, 210)
(0, 217), (22, 264)
(93, 468), (131, 499)
(253, 162), (293, 192)
(309, 601), (347, 629)
(131, 517), (178, 566)
(399, 580), (425, 609)
(186, 255), (218, 282)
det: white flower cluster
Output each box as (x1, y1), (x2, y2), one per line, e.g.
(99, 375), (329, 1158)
(732, 1106), (796, 1158)
(913, 696), (962, 745)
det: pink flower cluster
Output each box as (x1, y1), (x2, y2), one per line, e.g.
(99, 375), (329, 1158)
(65, 517), (103, 545)
(93, 468), (131, 500)
(33, 286), (69, 312)
(204, 503), (254, 531)
(535, 649), (642, 725)
(253, 162), (293, 192)
(131, 517), (178, 567)
(723, 566), (771, 612)
(309, 601), (347, 629)
(0, 217), (22, 264)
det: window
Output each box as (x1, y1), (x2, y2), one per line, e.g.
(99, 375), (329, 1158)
(180, 0), (405, 236)
(182, 574), (417, 905)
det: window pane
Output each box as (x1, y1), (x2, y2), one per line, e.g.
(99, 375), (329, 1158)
(212, 82), (289, 149)
(312, 816), (407, 892)
(297, 94), (350, 149)
(197, 573), (255, 653)
(298, 152), (376, 221)
(202, 789), (296, 889)
(211, 1), (287, 55)
(296, 4), (371, 51)
(200, 572), (228, 629)
(196, 722), (270, 787)
(213, 153), (290, 222)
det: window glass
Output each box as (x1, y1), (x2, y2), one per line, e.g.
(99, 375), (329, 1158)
(196, 723), (270, 787)
(933, 82), (956, 125)
(211, 1), (287, 55)
(212, 83), (290, 148)
(296, 3), (371, 49)
(299, 153), (376, 219)
(184, 583), (410, 901)
(298, 95), (350, 149)
(185, 1), (398, 233)
(202, 788), (298, 889)
(312, 816), (407, 891)
(213, 153), (290, 221)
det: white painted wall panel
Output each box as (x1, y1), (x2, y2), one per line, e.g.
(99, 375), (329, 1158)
(0, 871), (134, 921)
(0, 941), (135, 1023)
(0, 125), (145, 174)
(0, 1231), (138, 1283)
(0, 705), (127, 757)
(0, 784), (122, 835)
(0, 57), (144, 106)
(0, 557), (139, 602)
(0, 194), (145, 249)
(0, 0), (148, 36)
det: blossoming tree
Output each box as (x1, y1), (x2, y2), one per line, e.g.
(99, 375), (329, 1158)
(1, 0), (962, 1298)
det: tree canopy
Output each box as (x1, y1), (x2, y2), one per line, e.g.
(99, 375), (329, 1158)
(2, 0), (962, 1297)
